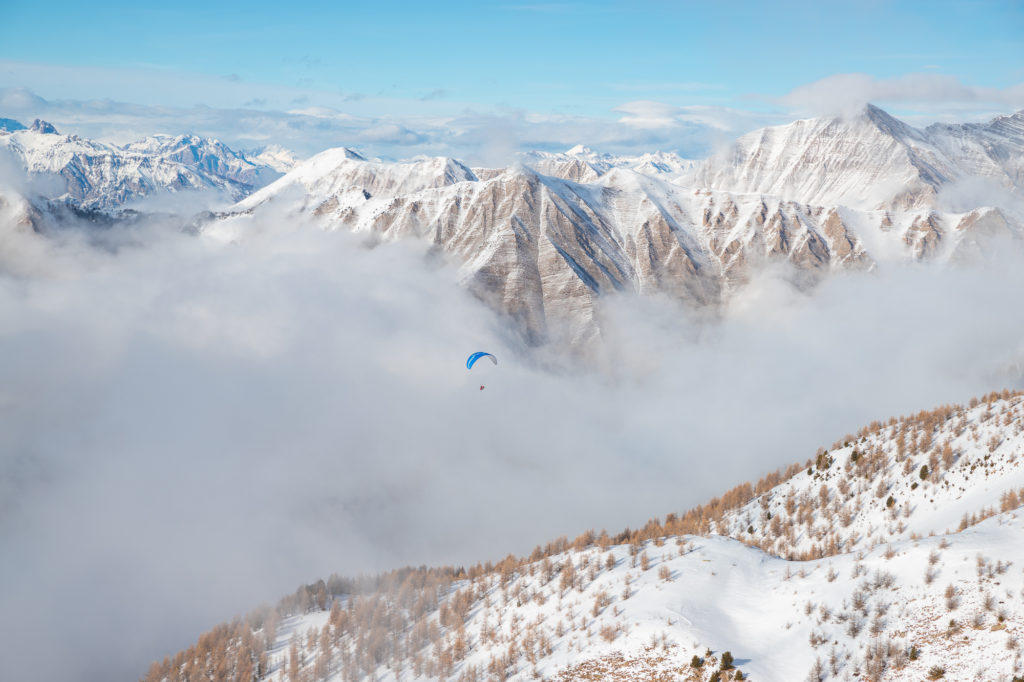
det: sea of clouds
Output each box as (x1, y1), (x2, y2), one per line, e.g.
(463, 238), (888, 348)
(1, 183), (1023, 681)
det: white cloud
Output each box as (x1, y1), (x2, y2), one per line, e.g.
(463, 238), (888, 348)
(613, 100), (780, 133)
(2, 192), (1024, 680)
(778, 72), (1024, 119)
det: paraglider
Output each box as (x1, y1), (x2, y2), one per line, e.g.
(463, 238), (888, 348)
(466, 352), (497, 370)
(467, 352), (497, 390)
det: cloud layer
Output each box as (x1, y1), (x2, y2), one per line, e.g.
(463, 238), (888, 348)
(2, 198), (1024, 681)
(0, 84), (774, 162)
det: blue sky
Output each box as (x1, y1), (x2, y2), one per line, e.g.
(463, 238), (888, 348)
(1, 0), (1022, 158)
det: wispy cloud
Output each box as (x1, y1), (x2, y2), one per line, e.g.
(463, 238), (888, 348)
(613, 100), (681, 129)
(777, 72), (1024, 119)
(613, 100), (778, 132)
(0, 86), (765, 161)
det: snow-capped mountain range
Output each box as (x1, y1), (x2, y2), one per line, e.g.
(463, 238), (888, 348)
(143, 390), (1024, 682)
(4, 105), (1024, 346)
(0, 119), (295, 211)
(209, 104), (1024, 345)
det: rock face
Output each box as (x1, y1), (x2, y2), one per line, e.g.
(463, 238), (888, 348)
(215, 105), (1024, 344)
(690, 105), (947, 210)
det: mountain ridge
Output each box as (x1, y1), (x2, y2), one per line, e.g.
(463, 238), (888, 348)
(142, 389), (1024, 682)
(209, 104), (1024, 346)
(5, 105), (1024, 348)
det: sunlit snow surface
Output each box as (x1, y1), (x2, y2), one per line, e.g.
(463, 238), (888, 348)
(248, 397), (1024, 682)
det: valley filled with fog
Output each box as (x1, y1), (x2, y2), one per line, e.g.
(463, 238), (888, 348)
(3, 191), (1024, 679)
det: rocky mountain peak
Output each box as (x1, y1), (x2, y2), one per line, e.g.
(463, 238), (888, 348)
(29, 119), (58, 134)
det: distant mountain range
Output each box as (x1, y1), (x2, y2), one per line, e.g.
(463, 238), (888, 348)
(0, 118), (297, 212)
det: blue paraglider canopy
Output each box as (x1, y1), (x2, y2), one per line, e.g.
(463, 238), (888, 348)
(466, 352), (498, 370)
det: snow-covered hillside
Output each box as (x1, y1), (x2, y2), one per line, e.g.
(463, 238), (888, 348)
(0, 120), (288, 210)
(144, 390), (1024, 682)
(715, 396), (1024, 561)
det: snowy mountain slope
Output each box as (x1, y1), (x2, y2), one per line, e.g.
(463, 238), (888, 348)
(925, 111), (1024, 191)
(145, 391), (1024, 682)
(211, 105), (1024, 344)
(714, 394), (1024, 561)
(690, 104), (1024, 212)
(0, 120), (286, 210)
(234, 148), (478, 216)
